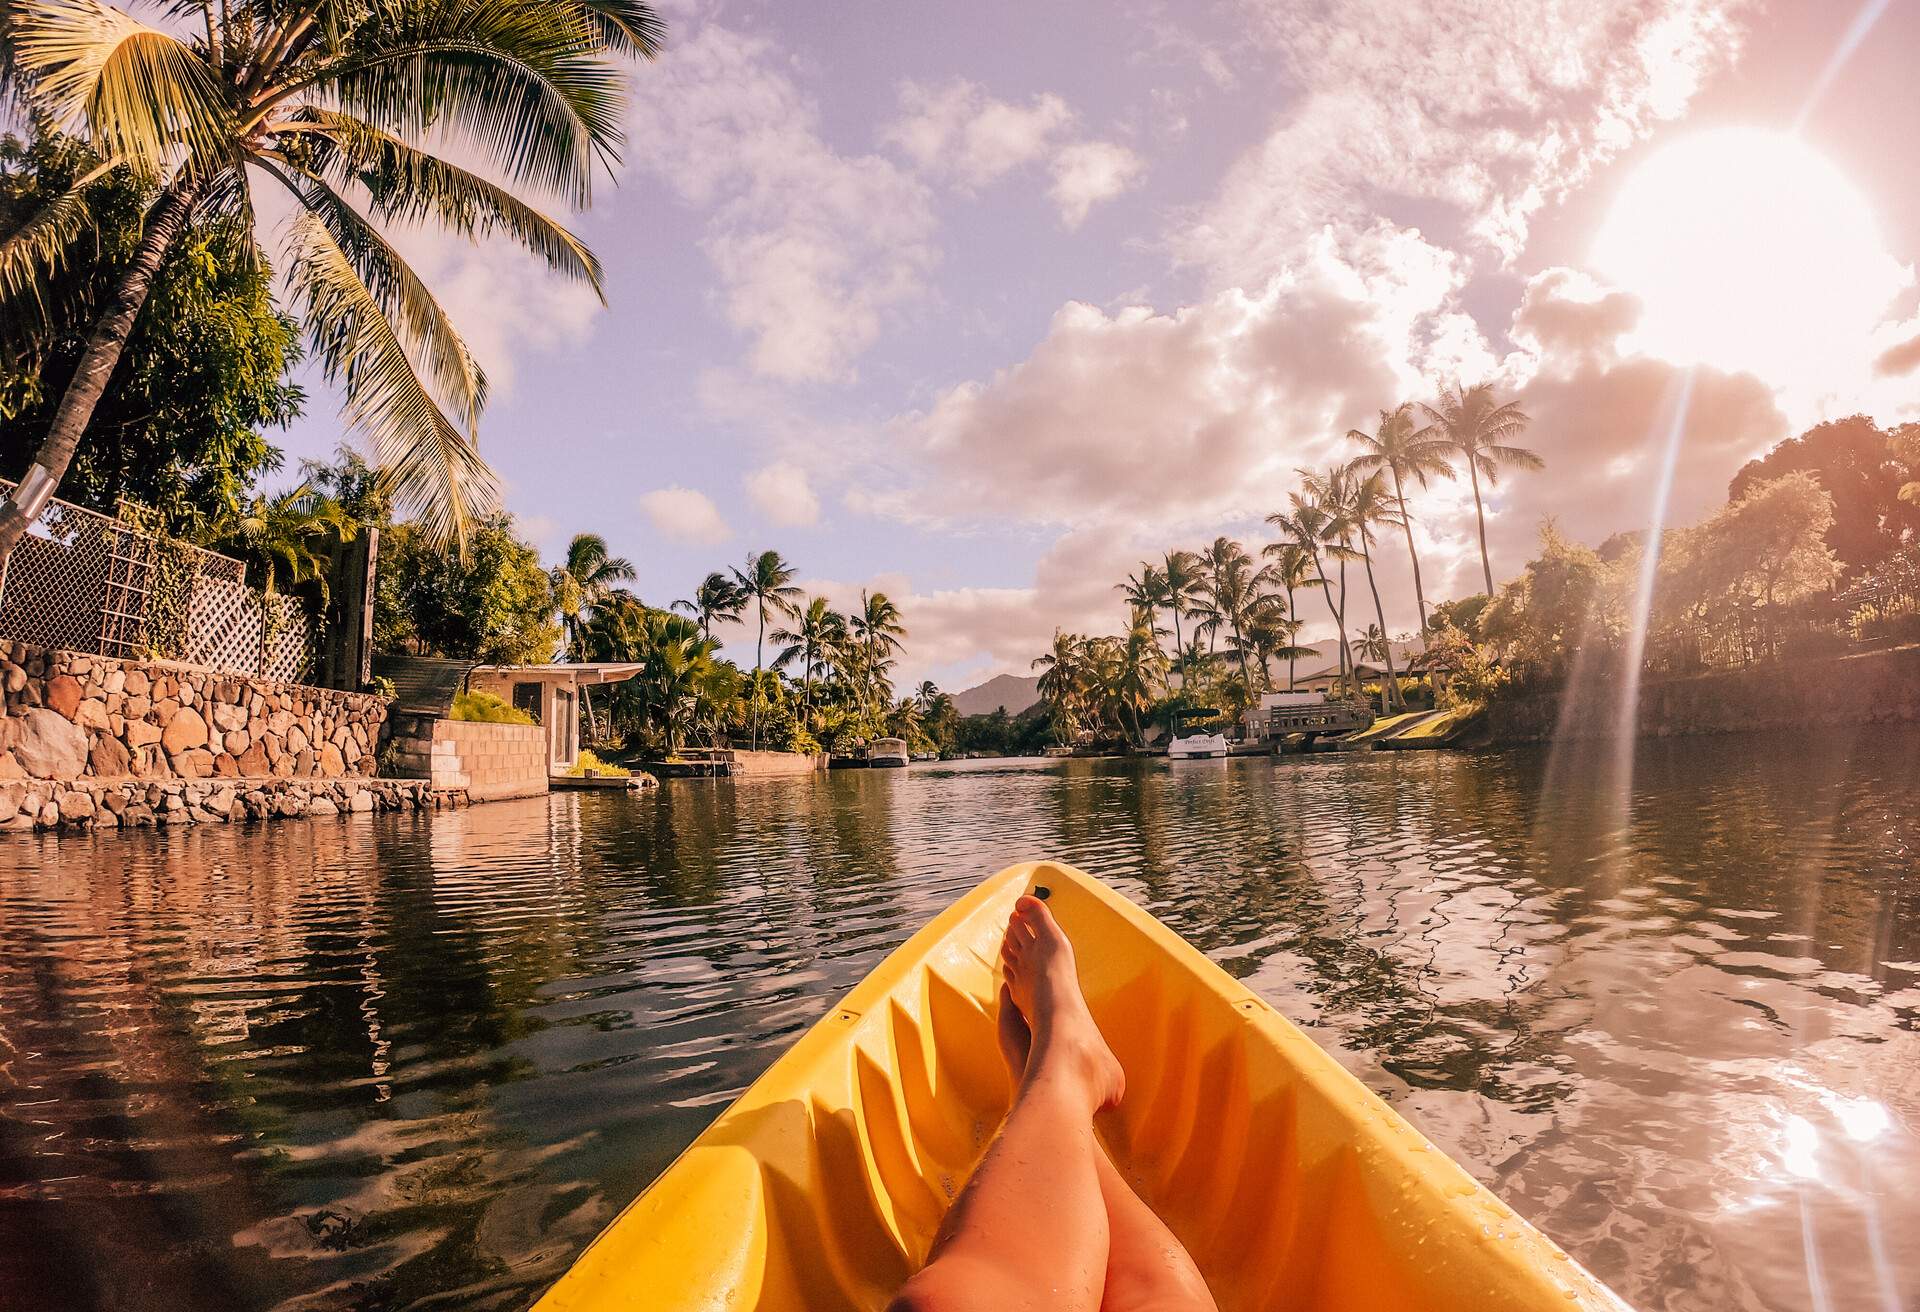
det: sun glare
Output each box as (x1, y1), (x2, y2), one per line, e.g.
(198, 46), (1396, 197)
(1590, 128), (1900, 383)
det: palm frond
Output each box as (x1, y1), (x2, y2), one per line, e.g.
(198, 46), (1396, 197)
(280, 0), (625, 205)
(10, 0), (229, 175)
(274, 109), (603, 294)
(264, 160), (488, 429)
(0, 158), (109, 308)
(283, 207), (499, 545)
(572, 0), (665, 57)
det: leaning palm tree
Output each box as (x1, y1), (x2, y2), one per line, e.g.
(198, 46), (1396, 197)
(0, 0), (663, 564)
(1116, 565), (1167, 633)
(1268, 474), (1358, 699)
(1032, 629), (1085, 743)
(731, 549), (801, 749)
(1418, 382), (1542, 597)
(672, 571), (746, 643)
(1346, 402), (1454, 633)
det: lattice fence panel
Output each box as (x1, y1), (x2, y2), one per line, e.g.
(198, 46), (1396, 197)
(0, 479), (310, 680)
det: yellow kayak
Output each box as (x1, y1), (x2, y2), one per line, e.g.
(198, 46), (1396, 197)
(535, 861), (1627, 1312)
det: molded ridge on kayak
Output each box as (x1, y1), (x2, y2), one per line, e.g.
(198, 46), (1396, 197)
(535, 861), (1628, 1311)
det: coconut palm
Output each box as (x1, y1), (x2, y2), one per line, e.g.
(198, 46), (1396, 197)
(1032, 629), (1086, 743)
(672, 572), (747, 643)
(1160, 550), (1203, 686)
(731, 549), (801, 748)
(1259, 542), (1316, 690)
(1116, 565), (1168, 633)
(850, 590), (906, 721)
(1345, 469), (1405, 710)
(1419, 382), (1542, 597)
(770, 596), (840, 724)
(1243, 594), (1315, 691)
(1199, 537), (1267, 693)
(1346, 402), (1455, 632)
(914, 679), (941, 709)
(0, 0), (663, 564)
(1269, 471), (1359, 699)
(1108, 619), (1165, 746)
(551, 533), (634, 659)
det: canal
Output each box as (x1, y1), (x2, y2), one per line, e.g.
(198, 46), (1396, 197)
(3, 730), (1917, 1311)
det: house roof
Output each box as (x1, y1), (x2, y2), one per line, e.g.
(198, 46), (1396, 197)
(470, 662), (645, 686)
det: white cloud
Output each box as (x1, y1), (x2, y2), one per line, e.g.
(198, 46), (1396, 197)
(624, 25), (938, 382)
(884, 79), (1145, 226)
(640, 486), (734, 545)
(744, 461), (821, 526)
(1181, 0), (1750, 279)
(868, 222), (1476, 533)
(1049, 141), (1147, 228)
(884, 80), (1074, 189)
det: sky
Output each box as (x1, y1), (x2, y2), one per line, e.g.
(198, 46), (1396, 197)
(271, 0), (1920, 691)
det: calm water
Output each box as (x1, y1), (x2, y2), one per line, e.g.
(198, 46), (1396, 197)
(3, 732), (1918, 1312)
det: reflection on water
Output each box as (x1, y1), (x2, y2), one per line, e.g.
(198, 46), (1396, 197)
(3, 730), (1918, 1312)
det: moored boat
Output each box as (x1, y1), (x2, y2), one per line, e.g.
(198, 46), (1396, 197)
(867, 737), (909, 768)
(535, 861), (1627, 1312)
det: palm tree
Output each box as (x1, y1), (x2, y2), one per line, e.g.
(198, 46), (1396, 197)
(1347, 403), (1455, 632)
(672, 572), (746, 642)
(1116, 565), (1168, 633)
(0, 0), (663, 564)
(207, 483), (354, 673)
(849, 590), (906, 723)
(1269, 473), (1359, 699)
(1032, 629), (1086, 744)
(551, 534), (635, 658)
(1259, 542), (1316, 691)
(731, 549), (801, 749)
(1160, 550), (1203, 686)
(914, 680), (941, 709)
(1419, 382), (1542, 597)
(770, 596), (839, 725)
(1199, 538), (1266, 693)
(1109, 618), (1166, 746)
(1243, 594), (1315, 691)
(1346, 469), (1405, 710)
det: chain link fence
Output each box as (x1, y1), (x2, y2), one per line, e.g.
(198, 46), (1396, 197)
(0, 479), (312, 681)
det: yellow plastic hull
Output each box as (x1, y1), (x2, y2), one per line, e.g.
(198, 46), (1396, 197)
(535, 861), (1628, 1312)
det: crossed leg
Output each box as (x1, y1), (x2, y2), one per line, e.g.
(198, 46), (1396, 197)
(887, 895), (1216, 1312)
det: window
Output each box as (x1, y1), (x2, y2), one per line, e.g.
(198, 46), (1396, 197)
(512, 682), (542, 724)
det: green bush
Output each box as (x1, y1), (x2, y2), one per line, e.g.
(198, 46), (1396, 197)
(564, 749), (629, 778)
(451, 690), (534, 724)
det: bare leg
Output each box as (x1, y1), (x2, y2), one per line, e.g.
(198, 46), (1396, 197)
(996, 952), (1218, 1312)
(889, 895), (1126, 1312)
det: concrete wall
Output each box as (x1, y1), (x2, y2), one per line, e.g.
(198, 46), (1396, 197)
(728, 749), (827, 777)
(1, 640), (387, 784)
(1483, 643), (1920, 743)
(385, 712), (548, 801)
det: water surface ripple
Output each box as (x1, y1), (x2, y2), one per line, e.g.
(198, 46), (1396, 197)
(3, 731), (1918, 1311)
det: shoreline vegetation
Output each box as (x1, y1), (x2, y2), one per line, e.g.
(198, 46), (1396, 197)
(1023, 394), (1920, 756)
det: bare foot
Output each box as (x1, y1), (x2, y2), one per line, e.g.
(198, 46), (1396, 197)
(998, 895), (1125, 1112)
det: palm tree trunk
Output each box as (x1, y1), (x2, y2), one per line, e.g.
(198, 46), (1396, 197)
(1392, 467), (1430, 637)
(1169, 605), (1185, 690)
(1359, 531), (1401, 712)
(1468, 461), (1495, 597)
(752, 604), (764, 750)
(1286, 585), (1297, 690)
(1334, 553), (1356, 698)
(0, 180), (204, 564)
(1309, 546), (1354, 699)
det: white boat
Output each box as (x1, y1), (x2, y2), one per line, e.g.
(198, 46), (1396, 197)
(1165, 707), (1229, 759)
(1167, 730), (1229, 759)
(868, 737), (910, 768)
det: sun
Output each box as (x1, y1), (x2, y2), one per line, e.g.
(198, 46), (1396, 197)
(1589, 128), (1901, 383)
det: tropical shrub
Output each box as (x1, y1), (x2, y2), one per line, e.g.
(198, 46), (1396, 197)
(565, 749), (629, 778)
(451, 690), (532, 725)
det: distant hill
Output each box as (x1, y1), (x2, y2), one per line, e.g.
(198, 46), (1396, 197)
(950, 673), (1042, 717)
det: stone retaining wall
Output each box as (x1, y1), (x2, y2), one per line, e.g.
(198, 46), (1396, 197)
(1, 640), (387, 784)
(0, 775), (442, 832)
(1482, 642), (1920, 743)
(728, 749), (827, 777)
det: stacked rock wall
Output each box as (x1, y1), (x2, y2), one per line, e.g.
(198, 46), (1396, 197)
(2, 640), (386, 783)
